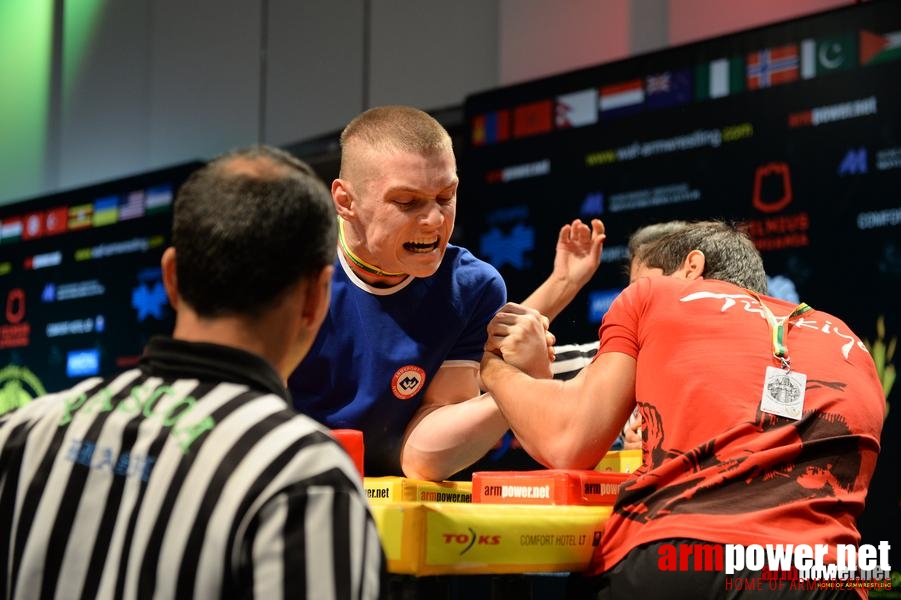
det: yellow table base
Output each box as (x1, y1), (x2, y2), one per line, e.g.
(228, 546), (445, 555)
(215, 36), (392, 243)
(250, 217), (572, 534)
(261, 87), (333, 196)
(370, 502), (611, 576)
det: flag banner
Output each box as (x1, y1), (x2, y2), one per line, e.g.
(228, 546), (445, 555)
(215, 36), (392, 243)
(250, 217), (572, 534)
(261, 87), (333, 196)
(556, 89), (598, 128)
(513, 100), (553, 138)
(801, 34), (856, 79)
(0, 218), (23, 244)
(747, 44), (800, 89)
(472, 115), (487, 145)
(145, 185), (174, 213)
(21, 212), (45, 241)
(472, 110), (511, 145)
(694, 57), (744, 100)
(68, 204), (93, 230)
(92, 196), (119, 227)
(645, 69), (692, 110)
(599, 79), (644, 118)
(119, 191), (145, 221)
(860, 29), (901, 65)
(44, 207), (68, 236)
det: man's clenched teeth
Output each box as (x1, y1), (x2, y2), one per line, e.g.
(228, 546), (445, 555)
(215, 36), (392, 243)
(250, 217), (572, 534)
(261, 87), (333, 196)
(404, 238), (440, 253)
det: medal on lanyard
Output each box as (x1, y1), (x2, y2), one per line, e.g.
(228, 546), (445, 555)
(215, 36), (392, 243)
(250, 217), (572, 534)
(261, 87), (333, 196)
(752, 294), (812, 420)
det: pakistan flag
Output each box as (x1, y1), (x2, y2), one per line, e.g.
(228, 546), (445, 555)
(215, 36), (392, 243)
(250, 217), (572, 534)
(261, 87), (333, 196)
(801, 34), (856, 79)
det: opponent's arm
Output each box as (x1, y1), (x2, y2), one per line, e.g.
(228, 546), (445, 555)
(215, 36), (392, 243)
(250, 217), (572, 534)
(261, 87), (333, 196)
(482, 304), (636, 468)
(481, 348), (636, 469)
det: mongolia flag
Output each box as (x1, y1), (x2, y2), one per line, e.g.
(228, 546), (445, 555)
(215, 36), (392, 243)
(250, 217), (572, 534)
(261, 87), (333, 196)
(747, 44), (800, 90)
(472, 115), (487, 145)
(598, 79), (644, 118)
(471, 110), (510, 146)
(485, 110), (510, 143)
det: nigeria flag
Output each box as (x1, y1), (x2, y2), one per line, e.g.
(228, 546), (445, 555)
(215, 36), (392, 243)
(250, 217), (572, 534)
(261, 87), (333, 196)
(695, 57), (744, 100)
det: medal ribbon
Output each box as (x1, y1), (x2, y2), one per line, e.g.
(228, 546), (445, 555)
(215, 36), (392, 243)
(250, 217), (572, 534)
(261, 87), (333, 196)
(337, 218), (406, 278)
(749, 292), (812, 370)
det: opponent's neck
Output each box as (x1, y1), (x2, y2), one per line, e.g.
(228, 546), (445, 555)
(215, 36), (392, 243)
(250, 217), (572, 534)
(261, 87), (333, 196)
(338, 218), (407, 287)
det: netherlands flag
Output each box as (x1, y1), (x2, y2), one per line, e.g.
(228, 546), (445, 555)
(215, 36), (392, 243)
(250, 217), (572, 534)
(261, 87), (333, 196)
(598, 79), (644, 119)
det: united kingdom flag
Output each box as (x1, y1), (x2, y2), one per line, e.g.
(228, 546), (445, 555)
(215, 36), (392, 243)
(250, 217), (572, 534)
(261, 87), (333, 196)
(746, 44), (799, 90)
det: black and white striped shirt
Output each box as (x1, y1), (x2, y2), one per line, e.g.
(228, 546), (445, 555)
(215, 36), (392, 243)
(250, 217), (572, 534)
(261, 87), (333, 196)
(551, 341), (600, 380)
(0, 337), (384, 599)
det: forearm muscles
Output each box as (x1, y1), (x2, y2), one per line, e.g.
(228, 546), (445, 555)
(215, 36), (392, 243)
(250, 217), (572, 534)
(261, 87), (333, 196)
(401, 392), (509, 481)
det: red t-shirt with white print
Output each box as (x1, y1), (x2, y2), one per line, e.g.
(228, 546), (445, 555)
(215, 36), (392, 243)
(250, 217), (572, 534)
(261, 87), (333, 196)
(591, 276), (884, 575)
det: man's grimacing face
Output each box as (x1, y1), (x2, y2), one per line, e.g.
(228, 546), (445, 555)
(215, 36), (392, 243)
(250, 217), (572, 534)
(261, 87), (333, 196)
(347, 147), (458, 278)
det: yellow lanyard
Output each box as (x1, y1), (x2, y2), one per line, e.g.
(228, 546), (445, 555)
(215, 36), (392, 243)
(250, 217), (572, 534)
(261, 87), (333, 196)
(749, 292), (812, 371)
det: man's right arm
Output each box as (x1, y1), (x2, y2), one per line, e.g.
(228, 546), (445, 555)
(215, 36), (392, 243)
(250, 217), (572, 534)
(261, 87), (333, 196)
(482, 301), (637, 468)
(481, 345), (636, 469)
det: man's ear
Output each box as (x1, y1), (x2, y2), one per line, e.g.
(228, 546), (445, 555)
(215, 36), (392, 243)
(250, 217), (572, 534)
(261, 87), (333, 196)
(161, 247), (179, 310)
(332, 179), (354, 219)
(680, 249), (706, 281)
(301, 265), (334, 329)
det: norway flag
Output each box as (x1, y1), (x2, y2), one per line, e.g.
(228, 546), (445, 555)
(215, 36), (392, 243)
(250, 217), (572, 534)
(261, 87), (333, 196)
(746, 44), (799, 90)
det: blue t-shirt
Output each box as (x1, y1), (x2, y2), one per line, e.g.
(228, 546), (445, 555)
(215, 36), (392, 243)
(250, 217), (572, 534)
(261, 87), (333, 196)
(288, 244), (507, 475)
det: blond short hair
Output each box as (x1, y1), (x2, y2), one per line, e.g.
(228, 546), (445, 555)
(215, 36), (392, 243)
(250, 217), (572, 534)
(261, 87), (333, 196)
(339, 106), (453, 179)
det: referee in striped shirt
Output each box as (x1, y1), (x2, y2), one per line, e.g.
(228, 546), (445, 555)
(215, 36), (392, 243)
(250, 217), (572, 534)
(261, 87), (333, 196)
(0, 146), (385, 599)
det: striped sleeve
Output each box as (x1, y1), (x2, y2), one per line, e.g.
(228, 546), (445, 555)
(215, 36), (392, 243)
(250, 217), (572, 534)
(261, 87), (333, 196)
(190, 409), (386, 599)
(247, 477), (384, 599)
(551, 341), (600, 380)
(0, 375), (385, 599)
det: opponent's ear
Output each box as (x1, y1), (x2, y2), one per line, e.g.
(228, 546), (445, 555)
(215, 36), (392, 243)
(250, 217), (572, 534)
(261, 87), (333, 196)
(680, 249), (706, 281)
(161, 247), (179, 309)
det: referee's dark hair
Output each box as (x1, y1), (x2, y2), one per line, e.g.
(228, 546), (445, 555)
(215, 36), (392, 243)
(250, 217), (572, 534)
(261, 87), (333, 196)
(172, 145), (336, 317)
